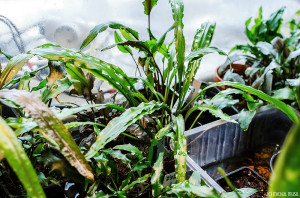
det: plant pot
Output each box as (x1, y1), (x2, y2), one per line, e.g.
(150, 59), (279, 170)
(215, 64), (249, 82)
(185, 106), (296, 193)
(216, 166), (268, 197)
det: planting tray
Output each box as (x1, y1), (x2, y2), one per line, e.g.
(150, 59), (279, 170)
(185, 106), (296, 193)
(216, 167), (268, 197)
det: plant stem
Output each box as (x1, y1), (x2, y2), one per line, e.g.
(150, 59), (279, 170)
(148, 14), (151, 40)
(189, 110), (204, 130)
(130, 53), (142, 76)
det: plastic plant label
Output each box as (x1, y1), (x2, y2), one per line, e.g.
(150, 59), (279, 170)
(163, 172), (176, 187)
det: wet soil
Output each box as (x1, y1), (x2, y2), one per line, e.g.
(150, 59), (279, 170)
(217, 168), (268, 198)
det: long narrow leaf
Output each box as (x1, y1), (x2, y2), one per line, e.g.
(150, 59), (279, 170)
(268, 124), (300, 195)
(85, 101), (165, 159)
(170, 0), (185, 108)
(151, 152), (164, 196)
(0, 117), (46, 198)
(173, 114), (186, 183)
(0, 54), (33, 88)
(184, 81), (299, 124)
(0, 90), (94, 181)
(29, 45), (139, 106)
(80, 22), (138, 50)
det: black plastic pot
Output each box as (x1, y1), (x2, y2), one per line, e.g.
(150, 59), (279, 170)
(185, 106), (298, 193)
(216, 166), (268, 197)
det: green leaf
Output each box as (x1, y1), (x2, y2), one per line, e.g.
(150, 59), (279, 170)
(18, 71), (31, 91)
(256, 41), (276, 56)
(185, 104), (237, 124)
(122, 173), (151, 191)
(89, 190), (109, 198)
(0, 90), (95, 181)
(142, 0), (159, 15)
(173, 114), (186, 183)
(31, 79), (47, 92)
(0, 49), (13, 59)
(223, 70), (245, 84)
(64, 121), (105, 129)
(113, 144), (143, 160)
(238, 109), (256, 131)
(6, 117), (37, 136)
(103, 148), (130, 164)
(266, 6), (285, 32)
(170, 0), (185, 107)
(41, 77), (73, 103)
(185, 47), (226, 62)
(0, 54), (33, 88)
(151, 152), (164, 196)
(114, 31), (132, 54)
(211, 95), (239, 110)
(268, 124), (300, 195)
(191, 22), (216, 50)
(80, 22), (138, 50)
(0, 117), (46, 198)
(94, 153), (111, 176)
(221, 188), (257, 198)
(168, 181), (218, 197)
(85, 101), (165, 159)
(199, 81), (299, 124)
(272, 87), (295, 100)
(29, 45), (139, 106)
(57, 103), (124, 120)
(188, 171), (202, 186)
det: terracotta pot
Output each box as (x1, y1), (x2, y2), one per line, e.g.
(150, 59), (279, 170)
(214, 63), (249, 82)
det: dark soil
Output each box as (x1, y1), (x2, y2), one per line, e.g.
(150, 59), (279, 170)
(217, 168), (268, 198)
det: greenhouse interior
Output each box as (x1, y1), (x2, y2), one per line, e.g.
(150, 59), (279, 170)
(0, 0), (299, 197)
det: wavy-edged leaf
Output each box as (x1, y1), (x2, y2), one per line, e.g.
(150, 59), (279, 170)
(170, 0), (185, 104)
(65, 121), (105, 129)
(221, 188), (257, 198)
(196, 81), (299, 124)
(80, 22), (138, 50)
(0, 54), (33, 88)
(122, 173), (151, 191)
(180, 22), (216, 107)
(113, 144), (143, 160)
(29, 45), (139, 106)
(185, 47), (226, 62)
(101, 40), (151, 55)
(173, 114), (186, 183)
(167, 181), (219, 197)
(57, 103), (124, 119)
(0, 117), (46, 198)
(85, 101), (165, 159)
(0, 90), (94, 181)
(268, 124), (300, 196)
(151, 152), (164, 196)
(142, 0), (158, 15)
(185, 104), (237, 124)
(148, 123), (173, 163)
(191, 22), (216, 50)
